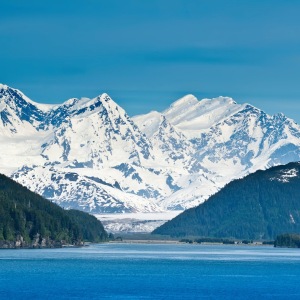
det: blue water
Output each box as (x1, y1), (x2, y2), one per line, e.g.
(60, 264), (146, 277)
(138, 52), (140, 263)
(1, 243), (300, 299)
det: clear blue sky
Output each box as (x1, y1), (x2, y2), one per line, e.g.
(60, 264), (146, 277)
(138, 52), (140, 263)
(1, 0), (300, 121)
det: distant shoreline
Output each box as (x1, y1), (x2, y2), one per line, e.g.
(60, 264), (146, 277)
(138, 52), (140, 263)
(110, 239), (181, 244)
(109, 240), (273, 246)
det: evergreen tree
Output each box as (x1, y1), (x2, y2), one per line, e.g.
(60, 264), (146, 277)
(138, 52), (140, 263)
(0, 173), (108, 247)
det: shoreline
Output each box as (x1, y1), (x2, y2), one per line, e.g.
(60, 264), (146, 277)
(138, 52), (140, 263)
(110, 239), (181, 244)
(109, 239), (273, 246)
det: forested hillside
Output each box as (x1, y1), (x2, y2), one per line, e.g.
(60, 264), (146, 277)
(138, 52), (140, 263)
(0, 173), (108, 248)
(153, 162), (300, 240)
(274, 233), (300, 248)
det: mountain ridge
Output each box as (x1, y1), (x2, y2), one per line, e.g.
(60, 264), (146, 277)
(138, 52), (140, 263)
(1, 84), (300, 218)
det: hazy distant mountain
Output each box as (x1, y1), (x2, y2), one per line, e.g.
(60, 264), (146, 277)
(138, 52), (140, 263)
(1, 83), (300, 214)
(153, 162), (300, 240)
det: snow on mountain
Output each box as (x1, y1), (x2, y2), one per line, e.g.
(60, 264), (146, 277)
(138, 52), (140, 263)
(134, 95), (300, 210)
(0, 84), (44, 135)
(0, 85), (52, 174)
(0, 86), (167, 213)
(12, 165), (161, 213)
(160, 94), (243, 139)
(1, 84), (300, 226)
(41, 93), (153, 168)
(133, 111), (162, 139)
(149, 115), (195, 170)
(270, 166), (299, 183)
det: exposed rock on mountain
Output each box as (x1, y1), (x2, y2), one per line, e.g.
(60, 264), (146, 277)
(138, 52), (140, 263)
(1, 84), (300, 214)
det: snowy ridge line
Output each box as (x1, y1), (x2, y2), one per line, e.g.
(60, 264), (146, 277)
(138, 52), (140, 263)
(1, 83), (300, 218)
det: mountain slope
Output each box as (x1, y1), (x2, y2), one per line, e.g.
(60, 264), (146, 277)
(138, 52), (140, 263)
(153, 162), (300, 240)
(0, 85), (165, 213)
(41, 93), (153, 167)
(0, 173), (108, 248)
(134, 96), (300, 210)
(12, 166), (161, 213)
(1, 84), (300, 217)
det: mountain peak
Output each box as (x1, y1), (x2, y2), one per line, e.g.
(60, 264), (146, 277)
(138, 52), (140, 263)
(2, 84), (300, 217)
(163, 95), (199, 124)
(168, 94), (198, 109)
(98, 93), (126, 116)
(56, 93), (119, 120)
(0, 84), (54, 113)
(100, 92), (111, 100)
(210, 96), (236, 105)
(132, 111), (162, 138)
(0, 83), (9, 90)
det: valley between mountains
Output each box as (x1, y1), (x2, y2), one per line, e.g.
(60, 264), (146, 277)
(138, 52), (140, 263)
(1, 83), (300, 232)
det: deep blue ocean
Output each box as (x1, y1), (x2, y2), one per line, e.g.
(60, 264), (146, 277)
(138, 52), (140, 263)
(1, 243), (300, 299)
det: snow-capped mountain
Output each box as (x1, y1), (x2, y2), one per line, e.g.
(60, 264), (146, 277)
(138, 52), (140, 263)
(41, 93), (153, 168)
(1, 83), (300, 217)
(0, 84), (50, 134)
(133, 95), (300, 209)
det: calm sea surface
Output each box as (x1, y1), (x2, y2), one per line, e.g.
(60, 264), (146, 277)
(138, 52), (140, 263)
(0, 243), (300, 299)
